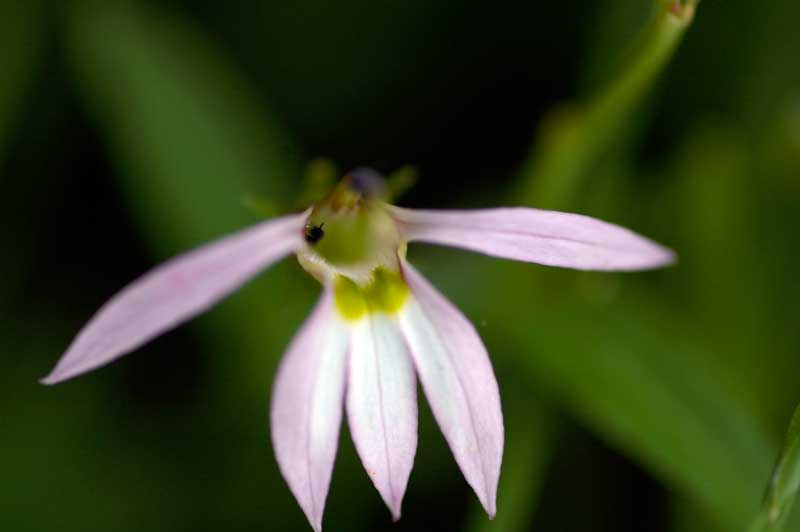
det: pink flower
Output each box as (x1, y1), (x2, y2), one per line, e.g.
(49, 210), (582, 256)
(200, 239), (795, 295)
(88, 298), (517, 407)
(42, 170), (674, 531)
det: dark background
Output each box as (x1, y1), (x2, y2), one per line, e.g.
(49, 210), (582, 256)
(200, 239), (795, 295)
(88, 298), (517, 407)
(2, 1), (799, 531)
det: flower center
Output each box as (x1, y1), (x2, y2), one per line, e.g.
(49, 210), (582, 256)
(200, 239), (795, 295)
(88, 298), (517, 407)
(296, 170), (405, 287)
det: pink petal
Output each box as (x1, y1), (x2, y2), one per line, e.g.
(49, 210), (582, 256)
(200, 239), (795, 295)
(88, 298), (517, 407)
(389, 206), (675, 271)
(398, 262), (503, 517)
(270, 290), (349, 532)
(41, 212), (307, 384)
(346, 314), (417, 520)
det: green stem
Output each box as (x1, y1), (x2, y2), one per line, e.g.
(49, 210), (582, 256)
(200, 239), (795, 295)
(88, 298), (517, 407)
(516, 0), (698, 209)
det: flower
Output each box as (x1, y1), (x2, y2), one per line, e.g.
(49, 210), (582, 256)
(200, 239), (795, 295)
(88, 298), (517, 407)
(42, 169), (675, 531)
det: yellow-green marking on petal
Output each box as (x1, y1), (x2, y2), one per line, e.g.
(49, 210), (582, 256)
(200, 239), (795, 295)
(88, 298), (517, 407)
(334, 275), (368, 321)
(334, 268), (410, 322)
(366, 267), (409, 314)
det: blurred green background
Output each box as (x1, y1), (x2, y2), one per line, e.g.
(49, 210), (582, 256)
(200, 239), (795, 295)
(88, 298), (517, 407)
(2, 0), (800, 531)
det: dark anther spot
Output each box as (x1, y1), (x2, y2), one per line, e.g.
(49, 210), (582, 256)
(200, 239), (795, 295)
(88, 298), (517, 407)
(305, 222), (325, 244)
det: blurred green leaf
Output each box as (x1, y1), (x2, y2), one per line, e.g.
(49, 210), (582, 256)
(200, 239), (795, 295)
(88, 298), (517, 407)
(665, 121), (799, 426)
(670, 498), (727, 532)
(487, 298), (773, 531)
(738, 2), (800, 128)
(465, 397), (556, 532)
(66, 1), (301, 251)
(747, 405), (800, 532)
(0, 0), (44, 165)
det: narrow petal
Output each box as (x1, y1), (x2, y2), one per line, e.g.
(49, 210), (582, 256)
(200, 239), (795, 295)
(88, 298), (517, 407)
(346, 313), (417, 520)
(42, 212), (307, 384)
(389, 205), (675, 271)
(398, 262), (503, 517)
(270, 290), (349, 532)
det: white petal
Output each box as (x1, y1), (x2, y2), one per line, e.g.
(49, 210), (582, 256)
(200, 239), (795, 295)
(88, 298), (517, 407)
(389, 206), (675, 271)
(398, 262), (503, 517)
(42, 212), (307, 384)
(271, 290), (349, 532)
(346, 313), (417, 520)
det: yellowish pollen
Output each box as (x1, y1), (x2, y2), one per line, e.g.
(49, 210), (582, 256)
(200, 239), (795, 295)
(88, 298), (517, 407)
(333, 268), (409, 322)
